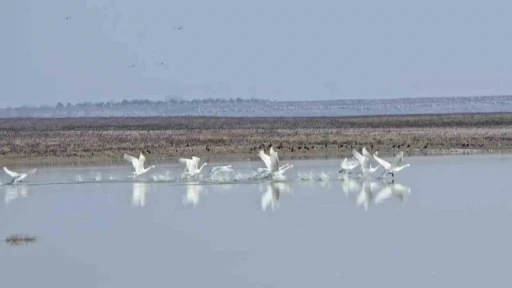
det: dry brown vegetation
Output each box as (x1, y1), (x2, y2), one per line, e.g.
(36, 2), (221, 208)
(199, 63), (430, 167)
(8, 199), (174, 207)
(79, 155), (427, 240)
(1, 113), (512, 163)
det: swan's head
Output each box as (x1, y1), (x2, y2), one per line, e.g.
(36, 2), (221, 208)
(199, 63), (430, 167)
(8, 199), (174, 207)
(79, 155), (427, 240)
(149, 165), (156, 169)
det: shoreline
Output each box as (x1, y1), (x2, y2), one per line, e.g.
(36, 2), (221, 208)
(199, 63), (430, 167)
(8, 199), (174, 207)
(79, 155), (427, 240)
(1, 113), (512, 165)
(0, 149), (511, 167)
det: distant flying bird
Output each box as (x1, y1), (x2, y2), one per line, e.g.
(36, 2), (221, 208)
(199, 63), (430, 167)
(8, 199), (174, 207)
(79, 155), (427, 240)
(65, 16), (72, 20)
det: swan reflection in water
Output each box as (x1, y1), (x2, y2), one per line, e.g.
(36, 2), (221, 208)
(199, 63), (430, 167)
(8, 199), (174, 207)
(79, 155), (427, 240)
(183, 183), (207, 207)
(261, 182), (292, 212)
(340, 176), (411, 211)
(3, 185), (29, 205)
(132, 182), (149, 207)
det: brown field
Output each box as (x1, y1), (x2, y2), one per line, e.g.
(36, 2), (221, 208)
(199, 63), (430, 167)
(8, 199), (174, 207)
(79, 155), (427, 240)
(1, 113), (512, 164)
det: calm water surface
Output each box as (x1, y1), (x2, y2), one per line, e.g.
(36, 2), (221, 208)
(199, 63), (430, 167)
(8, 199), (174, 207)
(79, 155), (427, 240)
(1, 155), (512, 287)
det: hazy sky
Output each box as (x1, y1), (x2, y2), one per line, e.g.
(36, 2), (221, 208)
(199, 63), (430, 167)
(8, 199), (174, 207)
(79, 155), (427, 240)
(2, 0), (512, 106)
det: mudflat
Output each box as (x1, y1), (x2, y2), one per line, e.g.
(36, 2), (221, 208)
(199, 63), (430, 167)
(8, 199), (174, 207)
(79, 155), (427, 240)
(1, 113), (512, 164)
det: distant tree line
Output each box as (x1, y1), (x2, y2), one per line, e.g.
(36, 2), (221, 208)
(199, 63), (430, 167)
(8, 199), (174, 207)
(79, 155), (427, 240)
(48, 97), (269, 109)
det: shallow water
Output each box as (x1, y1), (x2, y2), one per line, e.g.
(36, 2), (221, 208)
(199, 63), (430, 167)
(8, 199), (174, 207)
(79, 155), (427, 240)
(1, 155), (512, 287)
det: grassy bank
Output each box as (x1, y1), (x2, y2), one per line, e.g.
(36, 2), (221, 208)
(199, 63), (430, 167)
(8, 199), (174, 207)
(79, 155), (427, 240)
(1, 113), (512, 164)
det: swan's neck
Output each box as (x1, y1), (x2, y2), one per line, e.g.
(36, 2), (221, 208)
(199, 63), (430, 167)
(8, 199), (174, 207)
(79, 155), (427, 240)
(143, 166), (155, 173)
(279, 165), (293, 173)
(197, 163), (207, 172)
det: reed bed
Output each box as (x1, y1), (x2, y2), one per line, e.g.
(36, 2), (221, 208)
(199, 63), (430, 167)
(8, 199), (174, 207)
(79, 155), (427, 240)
(1, 113), (512, 163)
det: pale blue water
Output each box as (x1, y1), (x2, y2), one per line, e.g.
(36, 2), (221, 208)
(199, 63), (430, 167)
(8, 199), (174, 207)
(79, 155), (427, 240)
(1, 155), (511, 287)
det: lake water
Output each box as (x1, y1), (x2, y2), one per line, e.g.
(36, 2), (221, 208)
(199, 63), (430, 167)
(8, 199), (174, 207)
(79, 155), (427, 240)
(1, 155), (512, 287)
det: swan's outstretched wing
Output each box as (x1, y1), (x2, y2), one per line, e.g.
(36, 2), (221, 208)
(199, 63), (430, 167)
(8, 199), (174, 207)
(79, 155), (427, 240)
(372, 154), (392, 170)
(352, 149), (365, 165)
(190, 157), (201, 170)
(341, 158), (359, 170)
(362, 147), (373, 159)
(138, 153), (146, 169)
(269, 148), (279, 173)
(258, 150), (271, 169)
(3, 167), (20, 177)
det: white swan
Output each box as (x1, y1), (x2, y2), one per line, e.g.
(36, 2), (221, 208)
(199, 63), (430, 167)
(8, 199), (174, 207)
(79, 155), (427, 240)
(352, 147), (380, 176)
(3, 167), (37, 184)
(372, 151), (410, 178)
(257, 149), (291, 174)
(257, 147), (293, 179)
(179, 156), (208, 177)
(339, 157), (360, 174)
(209, 165), (234, 175)
(123, 153), (156, 177)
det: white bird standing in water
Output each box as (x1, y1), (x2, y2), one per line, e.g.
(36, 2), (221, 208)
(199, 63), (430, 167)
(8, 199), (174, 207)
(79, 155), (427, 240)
(3, 167), (37, 184)
(179, 156), (208, 177)
(372, 151), (410, 178)
(123, 153), (156, 178)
